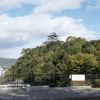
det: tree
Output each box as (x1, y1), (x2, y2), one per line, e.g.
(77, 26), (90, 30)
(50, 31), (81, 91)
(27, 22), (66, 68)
(67, 53), (99, 74)
(82, 45), (98, 56)
(44, 51), (54, 62)
(53, 49), (66, 66)
(21, 48), (31, 55)
(41, 62), (55, 74)
(65, 43), (82, 55)
(6, 36), (100, 86)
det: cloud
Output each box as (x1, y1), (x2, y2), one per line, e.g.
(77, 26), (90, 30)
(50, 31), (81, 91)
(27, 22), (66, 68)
(33, 0), (85, 14)
(77, 19), (83, 23)
(0, 18), (31, 48)
(0, 0), (98, 58)
(0, 13), (97, 49)
(0, 0), (48, 11)
(0, 42), (41, 58)
(86, 6), (93, 11)
(0, 0), (22, 11)
(0, 13), (52, 49)
(0, 0), (85, 12)
(86, 0), (100, 10)
(96, 0), (100, 9)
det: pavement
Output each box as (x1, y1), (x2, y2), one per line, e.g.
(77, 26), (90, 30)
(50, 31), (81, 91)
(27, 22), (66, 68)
(0, 87), (100, 100)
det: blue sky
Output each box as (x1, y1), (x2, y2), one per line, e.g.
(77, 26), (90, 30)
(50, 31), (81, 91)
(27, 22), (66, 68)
(0, 0), (100, 58)
(4, 4), (36, 17)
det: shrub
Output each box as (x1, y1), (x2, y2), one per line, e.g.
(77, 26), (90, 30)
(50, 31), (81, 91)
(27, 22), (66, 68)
(92, 79), (100, 88)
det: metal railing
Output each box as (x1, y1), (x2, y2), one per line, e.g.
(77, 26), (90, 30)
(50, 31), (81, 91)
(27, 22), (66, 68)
(0, 74), (100, 88)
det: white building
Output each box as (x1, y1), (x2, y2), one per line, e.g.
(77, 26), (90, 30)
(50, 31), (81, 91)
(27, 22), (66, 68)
(0, 68), (5, 76)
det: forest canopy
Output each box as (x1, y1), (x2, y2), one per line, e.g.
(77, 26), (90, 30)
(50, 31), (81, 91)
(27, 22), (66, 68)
(6, 36), (100, 86)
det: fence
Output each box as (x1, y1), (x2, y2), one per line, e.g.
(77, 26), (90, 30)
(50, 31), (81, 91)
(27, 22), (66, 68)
(0, 74), (100, 88)
(71, 74), (100, 86)
(0, 74), (68, 87)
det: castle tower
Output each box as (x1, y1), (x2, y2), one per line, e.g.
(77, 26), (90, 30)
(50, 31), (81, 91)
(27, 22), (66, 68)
(43, 32), (58, 46)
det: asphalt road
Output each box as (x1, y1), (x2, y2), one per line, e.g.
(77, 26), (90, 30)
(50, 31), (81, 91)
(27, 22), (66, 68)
(0, 87), (100, 100)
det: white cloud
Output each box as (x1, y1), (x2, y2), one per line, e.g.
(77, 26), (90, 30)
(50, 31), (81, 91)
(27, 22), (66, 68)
(0, 42), (41, 58)
(77, 19), (83, 23)
(33, 0), (85, 14)
(0, 0), (98, 58)
(0, 0), (85, 12)
(0, 14), (97, 43)
(86, 0), (100, 10)
(0, 0), (22, 11)
(96, 0), (100, 9)
(86, 6), (93, 11)
(0, 13), (97, 58)
(0, 0), (49, 11)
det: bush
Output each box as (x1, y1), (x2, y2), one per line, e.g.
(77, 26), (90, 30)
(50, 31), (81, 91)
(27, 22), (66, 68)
(92, 79), (100, 88)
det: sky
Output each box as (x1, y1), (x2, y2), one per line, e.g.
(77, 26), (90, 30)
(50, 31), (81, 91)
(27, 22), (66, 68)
(0, 0), (100, 58)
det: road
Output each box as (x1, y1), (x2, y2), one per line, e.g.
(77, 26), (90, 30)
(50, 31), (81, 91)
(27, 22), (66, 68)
(0, 87), (100, 100)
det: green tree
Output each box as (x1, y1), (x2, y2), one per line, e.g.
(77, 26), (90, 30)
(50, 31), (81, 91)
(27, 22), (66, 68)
(65, 43), (82, 55)
(82, 45), (98, 56)
(67, 53), (98, 74)
(21, 48), (31, 55)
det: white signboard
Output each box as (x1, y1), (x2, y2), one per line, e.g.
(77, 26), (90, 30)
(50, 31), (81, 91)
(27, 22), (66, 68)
(71, 74), (85, 81)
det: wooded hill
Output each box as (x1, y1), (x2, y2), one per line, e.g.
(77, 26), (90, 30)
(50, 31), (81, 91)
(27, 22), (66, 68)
(6, 36), (100, 86)
(0, 57), (17, 66)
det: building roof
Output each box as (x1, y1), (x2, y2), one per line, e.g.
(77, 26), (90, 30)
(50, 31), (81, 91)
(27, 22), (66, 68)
(47, 32), (58, 37)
